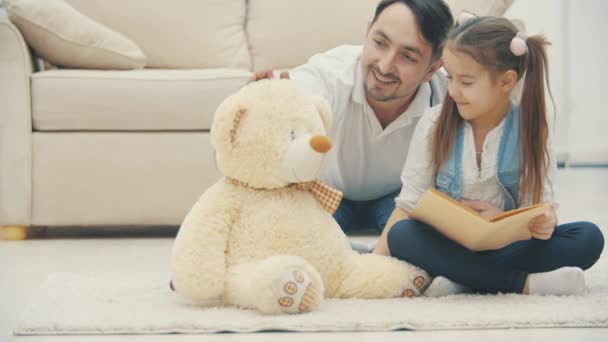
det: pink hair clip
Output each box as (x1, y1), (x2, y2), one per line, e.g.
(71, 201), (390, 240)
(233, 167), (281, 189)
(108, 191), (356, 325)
(510, 32), (528, 56)
(458, 11), (476, 26)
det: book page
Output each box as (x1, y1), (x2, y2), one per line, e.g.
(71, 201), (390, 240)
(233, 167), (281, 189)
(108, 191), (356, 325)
(483, 203), (550, 249)
(490, 203), (547, 222)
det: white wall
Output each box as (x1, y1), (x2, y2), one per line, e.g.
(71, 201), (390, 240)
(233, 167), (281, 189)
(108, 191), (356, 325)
(564, 0), (608, 164)
(506, 0), (608, 164)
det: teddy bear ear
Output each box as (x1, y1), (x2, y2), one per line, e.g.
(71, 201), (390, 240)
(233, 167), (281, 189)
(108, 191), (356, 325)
(212, 103), (247, 151)
(310, 95), (332, 131)
(228, 107), (247, 146)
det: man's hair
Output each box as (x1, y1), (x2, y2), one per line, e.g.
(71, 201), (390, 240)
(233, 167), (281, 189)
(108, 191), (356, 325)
(371, 0), (454, 59)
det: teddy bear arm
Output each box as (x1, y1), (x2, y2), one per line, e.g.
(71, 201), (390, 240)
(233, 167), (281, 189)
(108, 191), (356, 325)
(170, 184), (239, 304)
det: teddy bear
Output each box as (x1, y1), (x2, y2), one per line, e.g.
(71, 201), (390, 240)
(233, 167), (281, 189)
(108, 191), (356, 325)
(170, 79), (430, 314)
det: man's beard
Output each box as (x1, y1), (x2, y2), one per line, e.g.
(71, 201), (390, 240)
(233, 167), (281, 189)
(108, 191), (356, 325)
(364, 83), (404, 102)
(365, 67), (404, 102)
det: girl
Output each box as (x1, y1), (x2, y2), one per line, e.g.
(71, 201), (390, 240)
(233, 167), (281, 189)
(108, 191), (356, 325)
(373, 15), (604, 296)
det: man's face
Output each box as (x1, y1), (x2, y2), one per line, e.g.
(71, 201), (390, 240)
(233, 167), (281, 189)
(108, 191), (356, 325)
(361, 3), (437, 104)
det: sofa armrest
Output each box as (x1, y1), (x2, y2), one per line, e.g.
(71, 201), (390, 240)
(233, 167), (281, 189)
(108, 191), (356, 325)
(0, 9), (33, 226)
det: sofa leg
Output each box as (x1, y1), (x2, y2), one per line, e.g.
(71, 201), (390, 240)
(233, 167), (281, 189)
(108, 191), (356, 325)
(1, 225), (30, 240)
(0, 225), (46, 241)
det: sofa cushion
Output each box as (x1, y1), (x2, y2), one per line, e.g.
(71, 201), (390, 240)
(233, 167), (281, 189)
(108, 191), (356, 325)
(247, 0), (379, 71)
(448, 0), (514, 18)
(5, 0), (147, 70)
(247, 0), (515, 71)
(31, 69), (251, 131)
(64, 0), (251, 69)
(31, 132), (220, 226)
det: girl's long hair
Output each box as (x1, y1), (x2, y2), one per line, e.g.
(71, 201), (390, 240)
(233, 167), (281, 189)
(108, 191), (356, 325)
(432, 16), (554, 204)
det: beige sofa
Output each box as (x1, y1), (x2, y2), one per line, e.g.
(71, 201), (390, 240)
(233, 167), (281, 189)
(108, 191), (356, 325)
(0, 0), (514, 239)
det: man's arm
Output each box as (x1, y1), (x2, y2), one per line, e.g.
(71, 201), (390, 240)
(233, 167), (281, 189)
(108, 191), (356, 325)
(251, 65), (331, 103)
(373, 207), (409, 256)
(253, 46), (362, 107)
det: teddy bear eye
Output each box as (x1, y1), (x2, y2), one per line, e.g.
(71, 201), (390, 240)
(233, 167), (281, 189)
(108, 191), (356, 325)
(289, 129), (296, 141)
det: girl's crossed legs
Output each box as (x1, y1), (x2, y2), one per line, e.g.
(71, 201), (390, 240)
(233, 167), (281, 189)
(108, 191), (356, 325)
(387, 220), (604, 294)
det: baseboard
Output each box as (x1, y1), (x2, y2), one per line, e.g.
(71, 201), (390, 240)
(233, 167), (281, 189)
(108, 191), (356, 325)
(556, 144), (608, 167)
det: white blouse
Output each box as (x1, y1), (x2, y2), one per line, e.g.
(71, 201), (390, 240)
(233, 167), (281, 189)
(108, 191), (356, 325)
(395, 105), (558, 213)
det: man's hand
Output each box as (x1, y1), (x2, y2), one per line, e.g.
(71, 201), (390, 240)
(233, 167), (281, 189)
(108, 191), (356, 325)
(461, 200), (504, 219)
(527, 206), (557, 240)
(252, 69), (290, 81)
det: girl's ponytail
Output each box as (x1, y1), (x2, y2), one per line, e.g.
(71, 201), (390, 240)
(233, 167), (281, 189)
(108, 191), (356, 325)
(518, 34), (554, 204)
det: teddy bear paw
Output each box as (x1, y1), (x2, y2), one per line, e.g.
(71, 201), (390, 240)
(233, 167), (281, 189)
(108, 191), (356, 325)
(401, 275), (430, 298)
(276, 269), (321, 313)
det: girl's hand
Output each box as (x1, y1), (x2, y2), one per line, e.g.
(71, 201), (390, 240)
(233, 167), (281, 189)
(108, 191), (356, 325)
(461, 200), (504, 219)
(528, 206), (557, 240)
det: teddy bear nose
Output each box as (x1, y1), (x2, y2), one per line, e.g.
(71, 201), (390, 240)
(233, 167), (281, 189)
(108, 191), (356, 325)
(309, 135), (332, 154)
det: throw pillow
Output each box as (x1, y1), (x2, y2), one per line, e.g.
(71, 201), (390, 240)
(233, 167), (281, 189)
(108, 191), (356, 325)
(5, 0), (146, 69)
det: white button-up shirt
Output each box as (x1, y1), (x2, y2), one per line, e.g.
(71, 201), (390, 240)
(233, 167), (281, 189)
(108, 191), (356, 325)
(290, 45), (447, 201)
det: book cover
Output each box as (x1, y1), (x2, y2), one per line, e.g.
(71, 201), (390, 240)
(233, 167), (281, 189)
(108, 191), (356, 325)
(409, 188), (550, 251)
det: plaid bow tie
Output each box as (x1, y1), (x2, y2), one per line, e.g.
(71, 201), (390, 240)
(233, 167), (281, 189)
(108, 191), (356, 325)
(291, 180), (343, 214)
(226, 178), (343, 214)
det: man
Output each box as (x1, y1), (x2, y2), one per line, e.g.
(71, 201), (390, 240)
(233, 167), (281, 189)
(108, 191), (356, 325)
(254, 0), (454, 237)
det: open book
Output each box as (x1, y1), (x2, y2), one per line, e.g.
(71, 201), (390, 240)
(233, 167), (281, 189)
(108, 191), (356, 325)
(409, 188), (550, 251)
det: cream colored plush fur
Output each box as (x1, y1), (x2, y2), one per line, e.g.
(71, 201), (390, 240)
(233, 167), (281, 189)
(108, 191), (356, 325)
(170, 80), (430, 314)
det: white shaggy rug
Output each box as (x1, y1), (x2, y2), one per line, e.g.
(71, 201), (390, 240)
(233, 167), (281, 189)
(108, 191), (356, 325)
(14, 252), (608, 335)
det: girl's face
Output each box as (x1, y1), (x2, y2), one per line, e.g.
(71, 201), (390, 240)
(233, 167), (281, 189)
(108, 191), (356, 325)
(442, 47), (510, 123)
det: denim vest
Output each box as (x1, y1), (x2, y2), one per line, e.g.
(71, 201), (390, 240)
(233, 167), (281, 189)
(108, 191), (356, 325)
(434, 104), (521, 211)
